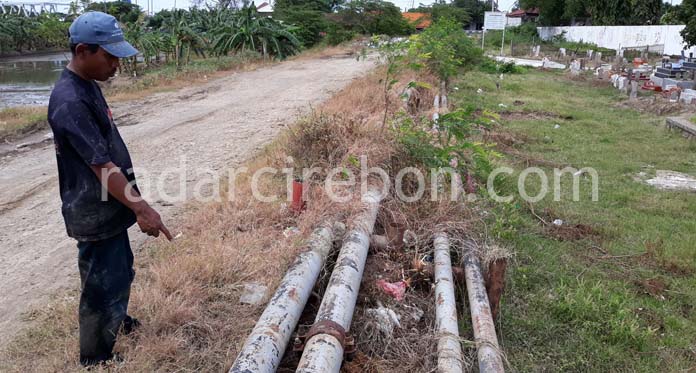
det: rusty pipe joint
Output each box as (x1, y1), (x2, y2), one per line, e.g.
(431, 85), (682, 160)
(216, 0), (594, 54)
(293, 320), (356, 360)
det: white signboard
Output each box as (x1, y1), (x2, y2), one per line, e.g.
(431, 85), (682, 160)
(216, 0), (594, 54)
(484, 11), (506, 30)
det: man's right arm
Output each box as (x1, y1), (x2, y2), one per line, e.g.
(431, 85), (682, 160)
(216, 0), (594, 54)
(90, 162), (172, 240)
(53, 101), (172, 240)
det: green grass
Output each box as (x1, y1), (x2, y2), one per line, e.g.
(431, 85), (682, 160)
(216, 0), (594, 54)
(451, 70), (696, 371)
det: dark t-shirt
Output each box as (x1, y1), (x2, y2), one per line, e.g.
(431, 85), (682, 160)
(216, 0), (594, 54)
(48, 68), (137, 242)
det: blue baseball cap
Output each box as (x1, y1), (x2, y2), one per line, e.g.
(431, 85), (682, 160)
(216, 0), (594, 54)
(69, 11), (138, 58)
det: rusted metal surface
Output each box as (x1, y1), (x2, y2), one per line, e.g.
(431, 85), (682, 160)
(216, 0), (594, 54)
(484, 258), (507, 321)
(462, 240), (505, 373)
(292, 320), (356, 359)
(230, 223), (336, 373)
(433, 232), (464, 372)
(296, 189), (382, 373)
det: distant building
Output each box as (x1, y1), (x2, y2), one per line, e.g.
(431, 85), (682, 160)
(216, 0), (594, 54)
(402, 12), (432, 31)
(256, 1), (273, 15)
(507, 8), (539, 23)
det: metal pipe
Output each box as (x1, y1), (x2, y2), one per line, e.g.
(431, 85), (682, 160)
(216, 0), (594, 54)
(296, 189), (382, 373)
(433, 232), (464, 372)
(230, 223), (338, 373)
(462, 240), (505, 373)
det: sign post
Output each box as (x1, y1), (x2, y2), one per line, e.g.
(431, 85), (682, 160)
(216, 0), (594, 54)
(483, 11), (506, 55)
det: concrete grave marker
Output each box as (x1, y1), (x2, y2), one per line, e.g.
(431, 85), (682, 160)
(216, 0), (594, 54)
(630, 80), (639, 100)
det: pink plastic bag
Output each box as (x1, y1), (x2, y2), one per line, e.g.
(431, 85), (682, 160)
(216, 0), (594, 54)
(376, 279), (407, 301)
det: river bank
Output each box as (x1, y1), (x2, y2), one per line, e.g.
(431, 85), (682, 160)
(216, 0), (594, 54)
(0, 50), (268, 143)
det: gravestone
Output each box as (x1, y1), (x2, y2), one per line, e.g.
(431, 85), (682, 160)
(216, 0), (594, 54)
(630, 80), (638, 100)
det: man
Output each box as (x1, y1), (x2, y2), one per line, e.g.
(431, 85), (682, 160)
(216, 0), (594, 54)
(48, 11), (172, 366)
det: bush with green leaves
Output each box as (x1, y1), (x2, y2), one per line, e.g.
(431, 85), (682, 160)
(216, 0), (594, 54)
(478, 57), (526, 74)
(325, 22), (355, 45)
(329, 0), (414, 36)
(274, 7), (328, 48)
(85, 1), (142, 23)
(395, 106), (498, 182)
(409, 18), (482, 84)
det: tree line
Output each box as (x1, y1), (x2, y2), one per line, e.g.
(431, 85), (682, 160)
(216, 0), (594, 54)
(0, 0), (418, 61)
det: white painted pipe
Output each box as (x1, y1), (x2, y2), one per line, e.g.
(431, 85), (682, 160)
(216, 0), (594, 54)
(432, 112), (440, 130)
(296, 189), (382, 373)
(433, 232), (464, 372)
(230, 223), (338, 373)
(462, 240), (505, 373)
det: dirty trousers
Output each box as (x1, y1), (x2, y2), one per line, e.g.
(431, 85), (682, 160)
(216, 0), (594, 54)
(77, 230), (134, 365)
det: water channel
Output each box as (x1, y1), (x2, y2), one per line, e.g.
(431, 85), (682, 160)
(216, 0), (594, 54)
(0, 52), (71, 109)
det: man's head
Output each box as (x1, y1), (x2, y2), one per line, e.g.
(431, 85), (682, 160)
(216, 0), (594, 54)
(68, 12), (138, 81)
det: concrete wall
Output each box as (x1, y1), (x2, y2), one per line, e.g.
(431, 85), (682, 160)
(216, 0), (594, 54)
(537, 25), (696, 56)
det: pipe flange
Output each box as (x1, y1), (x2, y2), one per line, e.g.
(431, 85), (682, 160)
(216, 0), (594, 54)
(292, 320), (356, 359)
(305, 320), (346, 347)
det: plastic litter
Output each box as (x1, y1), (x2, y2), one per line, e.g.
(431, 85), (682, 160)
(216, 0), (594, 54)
(552, 219), (564, 226)
(376, 279), (407, 301)
(365, 302), (401, 335)
(283, 226), (301, 237)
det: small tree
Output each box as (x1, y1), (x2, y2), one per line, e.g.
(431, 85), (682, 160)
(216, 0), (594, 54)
(85, 1), (142, 23)
(680, 0), (696, 47)
(410, 18), (482, 86)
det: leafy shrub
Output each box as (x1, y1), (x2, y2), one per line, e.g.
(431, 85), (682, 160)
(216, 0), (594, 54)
(395, 106), (498, 181)
(409, 18), (482, 83)
(478, 57), (526, 74)
(275, 8), (328, 48)
(511, 22), (539, 39)
(325, 22), (356, 45)
(329, 0), (414, 36)
(85, 1), (142, 23)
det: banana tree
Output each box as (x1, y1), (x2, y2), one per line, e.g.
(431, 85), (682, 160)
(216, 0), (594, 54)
(211, 4), (300, 59)
(124, 19), (167, 75)
(161, 10), (207, 68)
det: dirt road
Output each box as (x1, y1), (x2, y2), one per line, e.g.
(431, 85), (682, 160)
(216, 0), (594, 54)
(0, 54), (371, 348)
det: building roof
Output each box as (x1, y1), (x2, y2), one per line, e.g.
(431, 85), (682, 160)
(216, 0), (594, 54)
(257, 2), (273, 13)
(402, 12), (432, 29)
(507, 8), (539, 18)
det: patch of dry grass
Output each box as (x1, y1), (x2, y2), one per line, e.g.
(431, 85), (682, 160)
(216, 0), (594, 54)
(0, 106), (47, 141)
